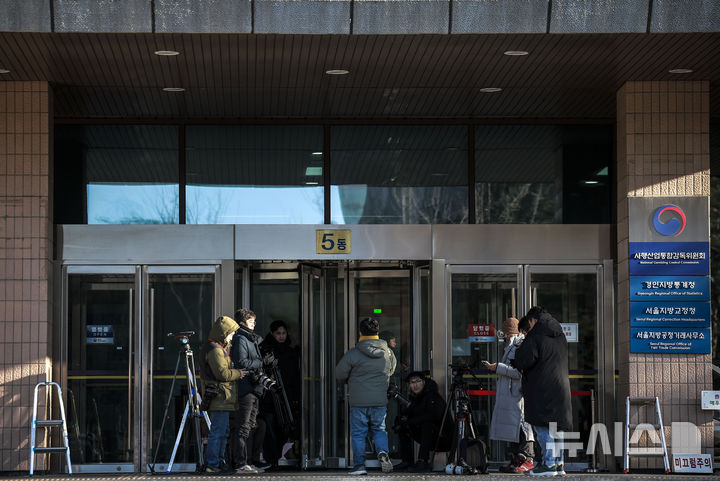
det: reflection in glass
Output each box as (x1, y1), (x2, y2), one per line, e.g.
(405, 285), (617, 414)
(186, 126), (324, 224)
(355, 275), (412, 458)
(150, 273), (214, 465)
(61, 125), (179, 224)
(331, 126), (467, 224)
(450, 273), (517, 461)
(531, 272), (597, 463)
(67, 274), (135, 465)
(475, 125), (611, 224)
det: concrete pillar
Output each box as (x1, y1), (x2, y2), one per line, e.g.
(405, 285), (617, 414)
(616, 81), (712, 468)
(0, 81), (53, 472)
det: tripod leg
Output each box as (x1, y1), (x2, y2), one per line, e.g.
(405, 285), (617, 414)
(167, 400), (191, 473)
(150, 348), (184, 471)
(186, 350), (205, 469)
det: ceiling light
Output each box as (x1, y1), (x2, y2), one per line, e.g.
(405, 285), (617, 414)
(325, 69), (349, 75)
(669, 68), (693, 74)
(0, 69), (9, 74)
(311, 152), (323, 156)
(162, 87), (185, 92)
(154, 50), (180, 56)
(479, 87), (502, 93)
(584, 180), (599, 185)
(504, 50), (529, 56)
(305, 167), (323, 176)
(305, 181), (319, 185)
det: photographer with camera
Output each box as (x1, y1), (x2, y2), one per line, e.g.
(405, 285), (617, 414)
(392, 372), (452, 472)
(199, 316), (247, 474)
(230, 308), (277, 474)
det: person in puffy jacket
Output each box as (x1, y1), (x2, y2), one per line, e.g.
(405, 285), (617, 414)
(393, 372), (452, 472)
(336, 317), (397, 475)
(487, 317), (535, 473)
(514, 307), (572, 477)
(199, 315), (247, 473)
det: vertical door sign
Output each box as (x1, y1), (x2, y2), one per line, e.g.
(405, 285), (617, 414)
(316, 229), (351, 254)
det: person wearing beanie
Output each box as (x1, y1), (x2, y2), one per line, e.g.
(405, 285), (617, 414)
(336, 317), (397, 475)
(487, 317), (535, 473)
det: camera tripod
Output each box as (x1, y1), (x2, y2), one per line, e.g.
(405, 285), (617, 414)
(435, 364), (488, 475)
(149, 332), (211, 474)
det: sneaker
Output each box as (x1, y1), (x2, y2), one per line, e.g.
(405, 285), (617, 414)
(515, 458), (536, 473)
(556, 463), (566, 476)
(407, 459), (430, 473)
(378, 451), (393, 473)
(251, 460), (271, 471)
(204, 466), (223, 475)
(348, 465), (367, 475)
(526, 464), (558, 476)
(235, 464), (259, 474)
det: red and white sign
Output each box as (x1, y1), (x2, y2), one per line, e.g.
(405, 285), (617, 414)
(672, 454), (712, 473)
(468, 324), (495, 343)
(561, 323), (578, 343)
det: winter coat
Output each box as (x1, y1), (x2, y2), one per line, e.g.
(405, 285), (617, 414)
(489, 334), (534, 443)
(259, 334), (301, 410)
(335, 338), (397, 407)
(513, 312), (572, 431)
(231, 326), (265, 398)
(199, 316), (245, 411)
(401, 379), (453, 448)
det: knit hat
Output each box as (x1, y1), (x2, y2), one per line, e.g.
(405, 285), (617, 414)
(502, 317), (519, 337)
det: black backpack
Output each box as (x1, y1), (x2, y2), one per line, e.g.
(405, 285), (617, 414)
(457, 438), (489, 474)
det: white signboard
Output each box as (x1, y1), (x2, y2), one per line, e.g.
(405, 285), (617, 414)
(672, 454), (712, 473)
(561, 323), (578, 343)
(701, 390), (720, 410)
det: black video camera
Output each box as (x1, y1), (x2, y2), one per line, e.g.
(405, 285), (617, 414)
(387, 383), (410, 408)
(167, 331), (195, 344)
(248, 369), (281, 392)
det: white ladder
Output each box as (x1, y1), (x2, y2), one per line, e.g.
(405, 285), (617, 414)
(29, 382), (73, 476)
(624, 396), (670, 474)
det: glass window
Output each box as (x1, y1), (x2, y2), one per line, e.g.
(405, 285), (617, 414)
(475, 125), (612, 224)
(331, 125), (467, 224)
(186, 125), (324, 224)
(55, 125), (180, 224)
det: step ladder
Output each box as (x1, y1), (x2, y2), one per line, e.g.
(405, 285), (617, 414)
(624, 396), (670, 474)
(29, 382), (73, 476)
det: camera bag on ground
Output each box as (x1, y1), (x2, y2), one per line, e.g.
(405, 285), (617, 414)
(460, 438), (489, 474)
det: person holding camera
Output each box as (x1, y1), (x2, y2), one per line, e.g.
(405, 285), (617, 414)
(486, 317), (535, 473)
(393, 372), (452, 473)
(230, 308), (277, 474)
(199, 316), (247, 474)
(336, 317), (397, 475)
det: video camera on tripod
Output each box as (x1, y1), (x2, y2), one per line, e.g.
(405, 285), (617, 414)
(168, 330), (196, 344)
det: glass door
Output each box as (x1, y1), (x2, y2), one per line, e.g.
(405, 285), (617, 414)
(447, 265), (522, 464)
(300, 264), (325, 468)
(348, 267), (412, 464)
(526, 265), (600, 468)
(64, 266), (139, 473)
(143, 266), (218, 472)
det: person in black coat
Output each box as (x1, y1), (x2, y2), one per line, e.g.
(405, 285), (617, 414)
(514, 307), (572, 476)
(258, 320), (301, 468)
(393, 372), (452, 472)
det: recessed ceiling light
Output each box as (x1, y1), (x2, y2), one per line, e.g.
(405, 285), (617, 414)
(311, 152), (323, 156)
(325, 69), (349, 75)
(669, 68), (693, 74)
(584, 180), (599, 185)
(162, 87), (185, 92)
(504, 50), (529, 56)
(154, 50), (180, 56)
(479, 87), (502, 93)
(305, 167), (323, 176)
(0, 69), (10, 74)
(305, 181), (319, 185)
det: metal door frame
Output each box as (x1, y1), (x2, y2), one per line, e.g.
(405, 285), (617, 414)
(61, 265), (141, 473)
(141, 265), (220, 473)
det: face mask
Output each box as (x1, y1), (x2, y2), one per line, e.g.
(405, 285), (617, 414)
(496, 330), (505, 340)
